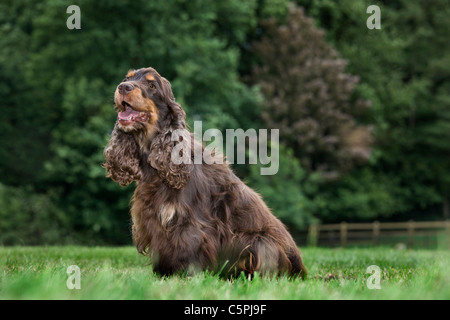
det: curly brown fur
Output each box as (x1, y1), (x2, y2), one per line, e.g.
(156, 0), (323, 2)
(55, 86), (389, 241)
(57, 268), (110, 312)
(103, 123), (142, 186)
(103, 67), (307, 278)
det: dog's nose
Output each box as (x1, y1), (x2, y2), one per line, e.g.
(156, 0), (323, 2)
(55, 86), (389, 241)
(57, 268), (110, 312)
(118, 83), (134, 95)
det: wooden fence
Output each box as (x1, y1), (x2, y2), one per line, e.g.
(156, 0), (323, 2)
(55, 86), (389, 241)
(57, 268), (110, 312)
(306, 220), (450, 249)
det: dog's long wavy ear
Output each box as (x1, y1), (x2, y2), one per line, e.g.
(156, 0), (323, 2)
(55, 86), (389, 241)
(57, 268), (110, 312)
(103, 123), (142, 186)
(148, 77), (193, 189)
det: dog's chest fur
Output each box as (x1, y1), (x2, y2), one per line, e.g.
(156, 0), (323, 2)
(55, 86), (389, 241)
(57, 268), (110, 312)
(131, 182), (179, 232)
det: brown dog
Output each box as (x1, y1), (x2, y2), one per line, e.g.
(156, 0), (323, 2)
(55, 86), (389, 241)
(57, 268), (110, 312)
(103, 67), (307, 278)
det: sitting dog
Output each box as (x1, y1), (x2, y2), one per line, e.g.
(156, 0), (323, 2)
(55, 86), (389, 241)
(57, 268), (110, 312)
(103, 67), (307, 278)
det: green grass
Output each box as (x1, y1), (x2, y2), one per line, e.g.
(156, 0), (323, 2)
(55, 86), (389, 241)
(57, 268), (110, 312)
(1, 246), (449, 299)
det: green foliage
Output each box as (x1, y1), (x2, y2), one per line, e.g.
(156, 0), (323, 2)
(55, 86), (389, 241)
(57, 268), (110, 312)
(311, 168), (410, 222)
(246, 146), (316, 229)
(295, 0), (450, 221)
(0, 0), (265, 244)
(251, 4), (373, 180)
(258, 0), (290, 21)
(1, 0), (449, 245)
(43, 77), (132, 244)
(0, 184), (69, 245)
(0, 1), (50, 186)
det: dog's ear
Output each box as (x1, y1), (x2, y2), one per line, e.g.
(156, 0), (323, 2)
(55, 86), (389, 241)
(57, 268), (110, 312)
(148, 78), (192, 189)
(103, 123), (142, 186)
(148, 128), (192, 189)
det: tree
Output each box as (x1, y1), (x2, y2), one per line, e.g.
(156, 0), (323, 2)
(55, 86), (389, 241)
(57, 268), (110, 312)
(246, 145), (315, 230)
(251, 4), (372, 180)
(0, 0), (269, 244)
(297, 0), (450, 220)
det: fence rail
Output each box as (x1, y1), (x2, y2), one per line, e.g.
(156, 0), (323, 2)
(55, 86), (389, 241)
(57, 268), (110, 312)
(306, 220), (450, 249)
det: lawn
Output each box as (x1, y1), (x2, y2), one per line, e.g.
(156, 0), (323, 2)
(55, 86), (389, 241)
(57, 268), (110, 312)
(0, 246), (449, 300)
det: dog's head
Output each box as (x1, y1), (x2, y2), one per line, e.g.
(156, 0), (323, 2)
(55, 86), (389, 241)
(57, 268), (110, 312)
(105, 67), (191, 189)
(114, 67), (185, 137)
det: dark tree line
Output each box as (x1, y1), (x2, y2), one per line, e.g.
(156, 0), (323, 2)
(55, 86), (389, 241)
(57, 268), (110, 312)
(0, 0), (448, 244)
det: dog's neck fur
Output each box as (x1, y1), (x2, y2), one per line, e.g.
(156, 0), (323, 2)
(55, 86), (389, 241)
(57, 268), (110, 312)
(132, 126), (158, 153)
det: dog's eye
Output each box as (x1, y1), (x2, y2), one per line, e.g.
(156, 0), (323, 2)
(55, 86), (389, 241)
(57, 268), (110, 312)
(148, 82), (155, 89)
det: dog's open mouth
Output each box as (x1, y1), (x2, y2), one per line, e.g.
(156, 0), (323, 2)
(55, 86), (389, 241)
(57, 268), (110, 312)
(118, 102), (149, 124)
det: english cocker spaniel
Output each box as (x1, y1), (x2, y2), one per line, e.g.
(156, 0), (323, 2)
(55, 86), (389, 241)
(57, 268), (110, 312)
(103, 67), (307, 278)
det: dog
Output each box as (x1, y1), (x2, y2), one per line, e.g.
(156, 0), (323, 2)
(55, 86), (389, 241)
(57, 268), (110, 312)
(103, 67), (307, 278)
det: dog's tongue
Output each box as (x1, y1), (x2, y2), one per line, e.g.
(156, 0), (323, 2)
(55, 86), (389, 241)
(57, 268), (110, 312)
(118, 106), (140, 120)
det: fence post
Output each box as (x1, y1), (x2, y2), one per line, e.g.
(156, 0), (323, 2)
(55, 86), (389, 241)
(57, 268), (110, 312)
(372, 221), (380, 246)
(407, 220), (415, 249)
(446, 220), (450, 250)
(308, 224), (318, 247)
(340, 222), (347, 248)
